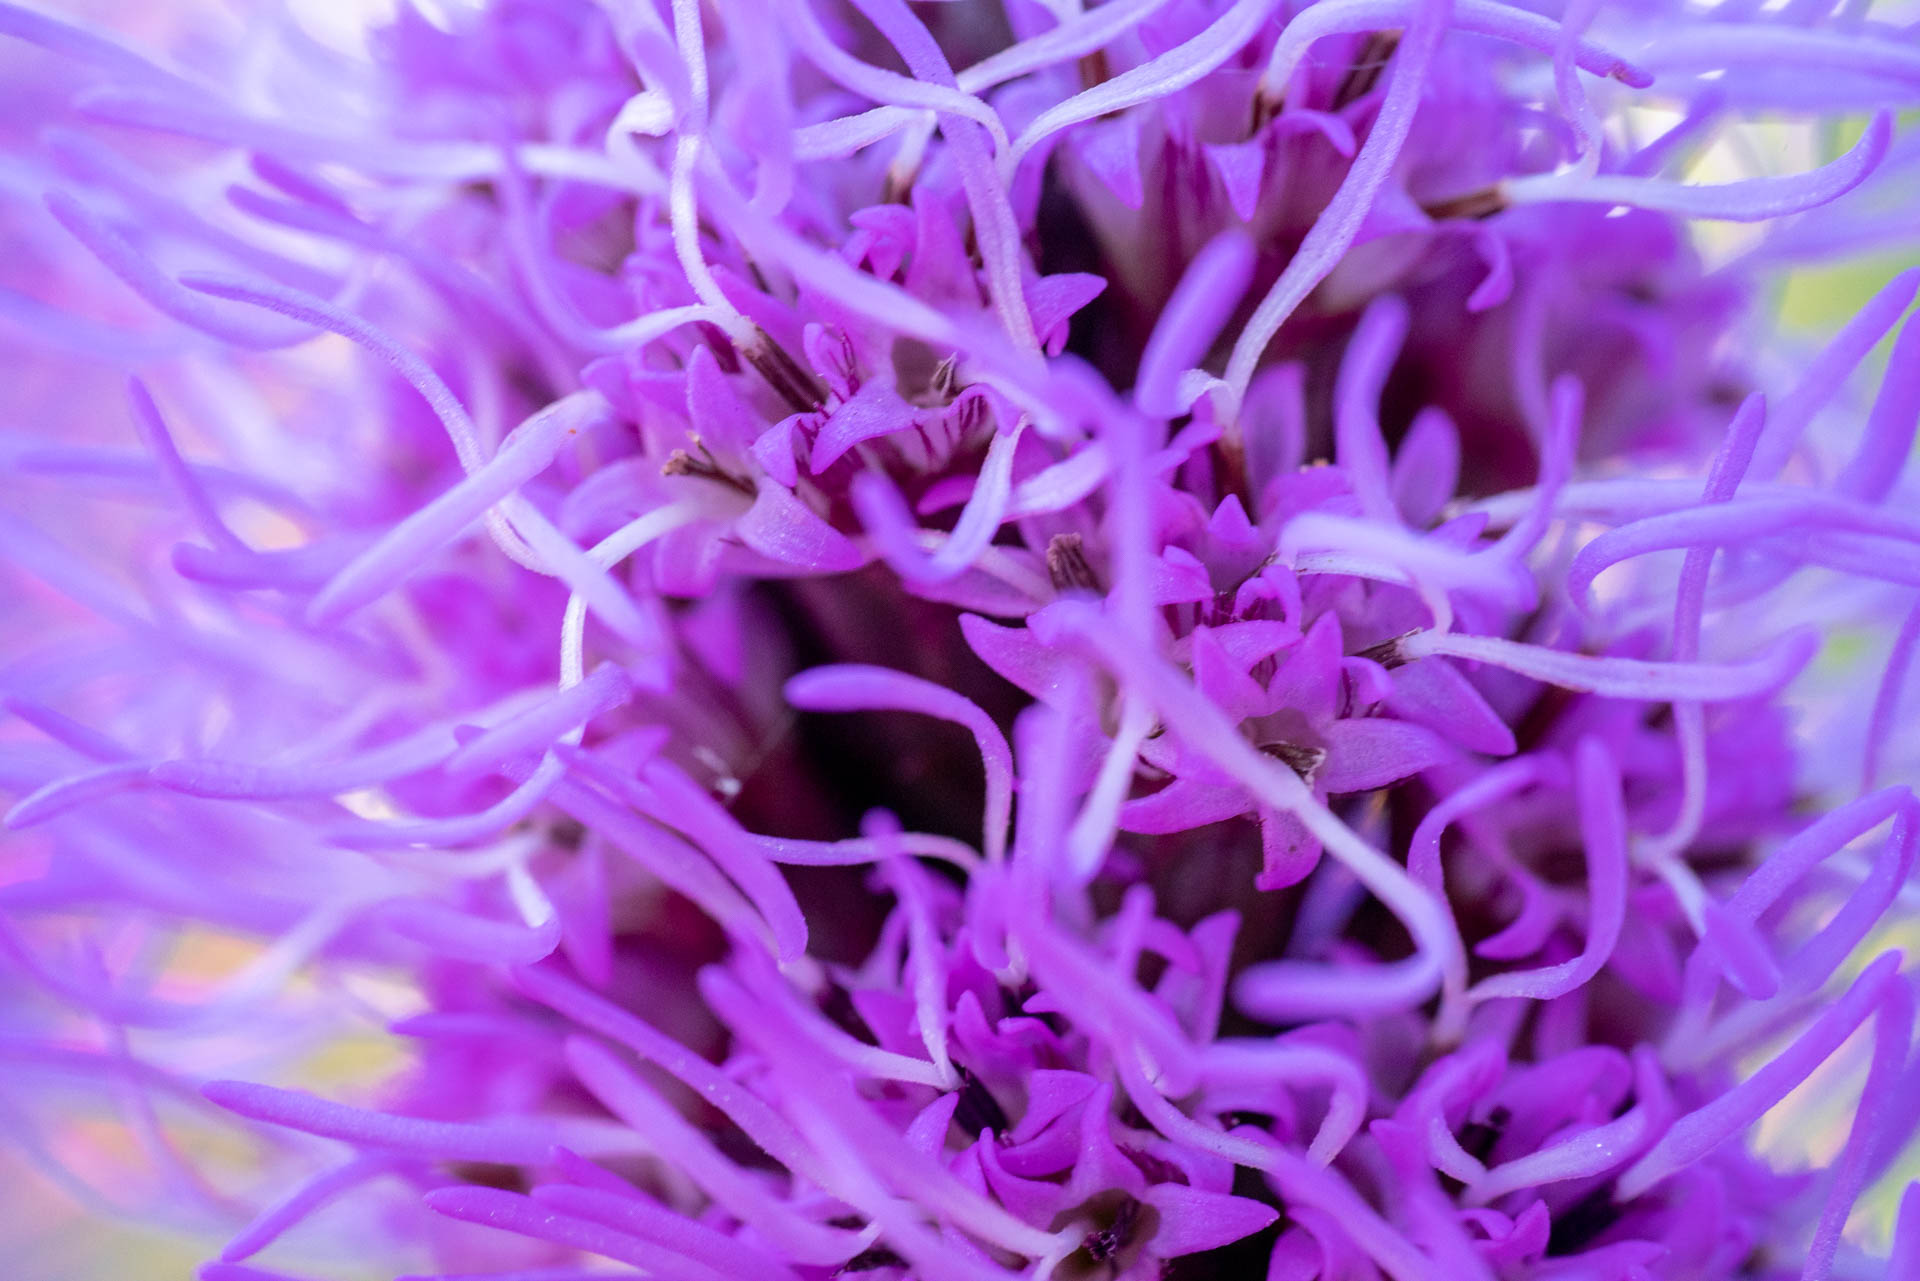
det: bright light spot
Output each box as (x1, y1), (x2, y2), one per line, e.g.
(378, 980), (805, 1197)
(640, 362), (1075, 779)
(287, 0), (398, 59)
(339, 787), (402, 820)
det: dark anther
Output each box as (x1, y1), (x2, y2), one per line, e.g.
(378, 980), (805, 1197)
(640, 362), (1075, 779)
(662, 434), (753, 495)
(1047, 532), (1102, 594)
(837, 1245), (908, 1274)
(1078, 48), (1111, 91)
(444, 1161), (528, 1193)
(1353, 630), (1419, 670)
(1249, 89), (1281, 136)
(1085, 1196), (1142, 1264)
(1421, 187), (1508, 222)
(743, 327), (826, 414)
(1332, 31), (1402, 109)
(882, 163), (918, 207)
(1214, 430), (1252, 511)
(954, 1066), (1011, 1138)
(1260, 741), (1327, 786)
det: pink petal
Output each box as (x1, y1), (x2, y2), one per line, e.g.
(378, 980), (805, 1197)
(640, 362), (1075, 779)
(1206, 139), (1267, 222)
(736, 478), (864, 571)
(1385, 658), (1516, 757)
(1317, 718), (1451, 793)
(1142, 1182), (1281, 1257)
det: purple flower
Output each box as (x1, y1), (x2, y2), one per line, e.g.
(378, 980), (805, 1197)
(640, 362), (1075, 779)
(2, 1), (1919, 1279)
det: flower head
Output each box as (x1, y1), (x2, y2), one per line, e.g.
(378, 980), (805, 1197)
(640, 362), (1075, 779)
(2, 0), (1919, 1278)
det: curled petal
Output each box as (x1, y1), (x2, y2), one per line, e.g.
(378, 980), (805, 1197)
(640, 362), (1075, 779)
(1505, 112), (1892, 221)
(786, 664), (1013, 862)
(1400, 628), (1817, 701)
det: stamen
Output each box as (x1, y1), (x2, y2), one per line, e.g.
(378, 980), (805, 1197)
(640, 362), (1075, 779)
(1331, 30), (1402, 109)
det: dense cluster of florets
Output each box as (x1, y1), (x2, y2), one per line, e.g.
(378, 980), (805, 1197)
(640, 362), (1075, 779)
(3, 1), (1920, 1279)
